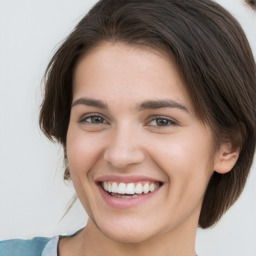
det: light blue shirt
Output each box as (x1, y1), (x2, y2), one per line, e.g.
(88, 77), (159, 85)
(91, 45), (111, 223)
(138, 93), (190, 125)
(0, 230), (79, 256)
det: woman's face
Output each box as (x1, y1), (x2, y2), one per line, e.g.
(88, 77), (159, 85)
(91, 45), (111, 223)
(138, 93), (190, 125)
(67, 42), (218, 243)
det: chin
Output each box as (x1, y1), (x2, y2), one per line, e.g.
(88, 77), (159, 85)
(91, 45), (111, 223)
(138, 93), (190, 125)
(102, 228), (155, 244)
(95, 218), (159, 244)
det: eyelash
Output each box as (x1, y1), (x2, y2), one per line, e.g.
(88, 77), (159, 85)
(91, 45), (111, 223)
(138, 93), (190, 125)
(79, 114), (109, 125)
(147, 116), (178, 127)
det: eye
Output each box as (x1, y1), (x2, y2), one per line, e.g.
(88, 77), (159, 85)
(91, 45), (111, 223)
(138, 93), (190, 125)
(79, 115), (108, 125)
(148, 117), (177, 127)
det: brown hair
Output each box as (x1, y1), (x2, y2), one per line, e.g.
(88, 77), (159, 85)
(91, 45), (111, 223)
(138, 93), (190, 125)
(39, 0), (256, 228)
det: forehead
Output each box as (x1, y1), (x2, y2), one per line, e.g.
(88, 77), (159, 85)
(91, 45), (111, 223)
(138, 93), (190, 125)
(73, 42), (193, 111)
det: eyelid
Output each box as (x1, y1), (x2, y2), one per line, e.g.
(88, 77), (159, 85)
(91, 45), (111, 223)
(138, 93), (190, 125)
(146, 115), (179, 127)
(78, 113), (109, 124)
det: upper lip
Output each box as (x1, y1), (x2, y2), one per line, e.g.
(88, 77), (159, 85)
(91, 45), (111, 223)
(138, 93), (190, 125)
(95, 174), (162, 184)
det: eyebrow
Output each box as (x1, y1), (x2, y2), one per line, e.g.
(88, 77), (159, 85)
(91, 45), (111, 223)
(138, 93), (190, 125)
(72, 98), (108, 109)
(71, 97), (188, 113)
(137, 99), (188, 112)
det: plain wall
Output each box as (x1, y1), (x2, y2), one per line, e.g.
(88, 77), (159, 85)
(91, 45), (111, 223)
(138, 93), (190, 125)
(0, 1), (255, 255)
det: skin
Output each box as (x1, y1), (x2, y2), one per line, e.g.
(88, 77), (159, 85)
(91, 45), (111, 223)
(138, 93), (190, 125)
(59, 42), (239, 256)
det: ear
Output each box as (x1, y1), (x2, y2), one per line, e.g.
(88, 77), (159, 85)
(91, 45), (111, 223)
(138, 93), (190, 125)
(213, 143), (240, 174)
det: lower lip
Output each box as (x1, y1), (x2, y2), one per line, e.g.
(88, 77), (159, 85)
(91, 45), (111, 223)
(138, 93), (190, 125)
(98, 184), (162, 209)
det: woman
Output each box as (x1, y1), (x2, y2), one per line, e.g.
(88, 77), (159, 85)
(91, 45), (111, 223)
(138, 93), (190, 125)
(1, 0), (255, 255)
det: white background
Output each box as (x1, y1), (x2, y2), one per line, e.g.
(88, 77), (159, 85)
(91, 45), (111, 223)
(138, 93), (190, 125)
(0, 1), (255, 255)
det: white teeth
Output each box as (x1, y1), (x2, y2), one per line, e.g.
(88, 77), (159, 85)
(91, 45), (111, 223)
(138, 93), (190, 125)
(118, 183), (126, 194)
(112, 182), (118, 193)
(126, 183), (135, 194)
(112, 194), (138, 199)
(107, 182), (112, 192)
(102, 181), (160, 195)
(135, 183), (143, 194)
(143, 183), (149, 194)
(149, 183), (155, 192)
(103, 182), (108, 191)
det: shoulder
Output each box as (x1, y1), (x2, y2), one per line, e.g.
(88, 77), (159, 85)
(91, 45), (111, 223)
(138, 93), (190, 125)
(0, 237), (51, 256)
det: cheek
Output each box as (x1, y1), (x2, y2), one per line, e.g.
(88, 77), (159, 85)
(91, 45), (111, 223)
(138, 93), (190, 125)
(65, 126), (103, 215)
(147, 129), (215, 193)
(151, 134), (213, 169)
(66, 126), (103, 176)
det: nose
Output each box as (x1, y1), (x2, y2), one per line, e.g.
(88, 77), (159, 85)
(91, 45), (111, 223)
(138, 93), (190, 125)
(103, 126), (145, 169)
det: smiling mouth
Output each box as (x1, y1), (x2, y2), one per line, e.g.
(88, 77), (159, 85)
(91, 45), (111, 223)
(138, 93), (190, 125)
(100, 181), (162, 199)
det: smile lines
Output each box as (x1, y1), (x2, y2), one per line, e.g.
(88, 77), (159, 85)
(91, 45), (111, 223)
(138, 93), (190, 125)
(101, 181), (160, 196)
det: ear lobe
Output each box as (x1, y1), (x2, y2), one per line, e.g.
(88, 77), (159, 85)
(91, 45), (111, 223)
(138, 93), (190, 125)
(214, 143), (240, 174)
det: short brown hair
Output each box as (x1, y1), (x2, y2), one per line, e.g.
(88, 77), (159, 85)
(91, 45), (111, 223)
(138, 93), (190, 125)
(39, 0), (256, 228)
